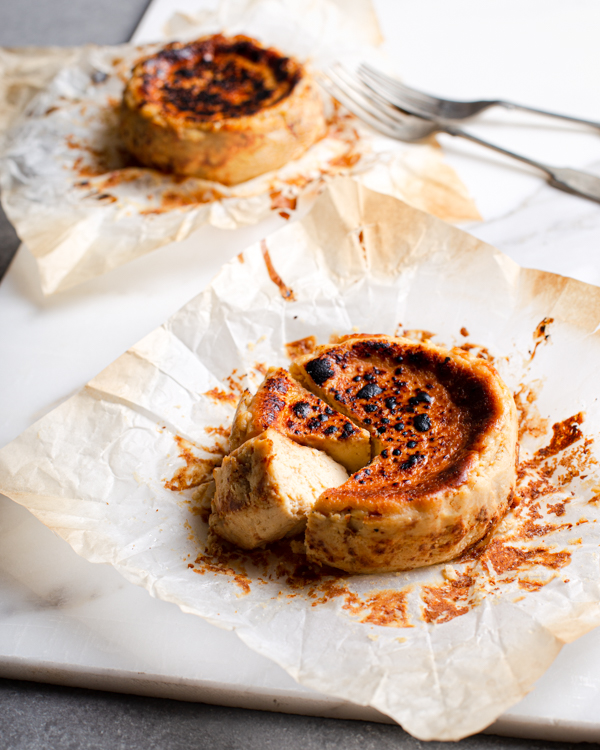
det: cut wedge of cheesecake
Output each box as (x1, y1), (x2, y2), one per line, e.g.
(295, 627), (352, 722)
(291, 335), (518, 573)
(229, 368), (371, 473)
(210, 428), (348, 549)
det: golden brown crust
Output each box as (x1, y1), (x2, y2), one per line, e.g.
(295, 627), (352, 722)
(119, 34), (326, 185)
(230, 368), (371, 473)
(291, 335), (518, 573)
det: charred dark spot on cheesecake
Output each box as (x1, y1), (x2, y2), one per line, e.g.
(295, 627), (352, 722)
(356, 382), (383, 400)
(414, 414), (432, 432)
(407, 440), (417, 449)
(385, 397), (397, 411)
(324, 425), (338, 435)
(414, 390), (432, 405)
(401, 453), (422, 471)
(292, 401), (311, 419)
(364, 403), (378, 413)
(305, 357), (335, 386)
(262, 394), (285, 424)
(268, 376), (289, 395)
(307, 417), (321, 431)
(340, 422), (355, 439)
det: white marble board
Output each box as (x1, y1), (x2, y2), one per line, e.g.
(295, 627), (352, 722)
(2, 0), (600, 741)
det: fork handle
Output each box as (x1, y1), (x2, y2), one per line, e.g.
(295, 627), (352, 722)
(498, 100), (600, 132)
(443, 125), (600, 203)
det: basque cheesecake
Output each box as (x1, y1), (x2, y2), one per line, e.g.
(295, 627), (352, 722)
(292, 335), (518, 574)
(210, 335), (518, 573)
(120, 34), (326, 185)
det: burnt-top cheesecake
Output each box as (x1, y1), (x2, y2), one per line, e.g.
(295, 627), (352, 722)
(209, 334), (518, 573)
(120, 34), (326, 185)
(291, 335), (518, 574)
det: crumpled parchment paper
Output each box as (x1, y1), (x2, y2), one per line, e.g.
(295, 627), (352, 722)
(1, 178), (598, 741)
(0, 0), (479, 295)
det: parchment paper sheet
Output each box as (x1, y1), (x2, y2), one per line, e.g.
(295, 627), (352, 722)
(0, 0), (479, 295)
(1, 179), (599, 740)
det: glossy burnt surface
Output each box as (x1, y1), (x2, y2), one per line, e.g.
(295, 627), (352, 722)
(294, 336), (504, 512)
(135, 34), (301, 122)
(252, 369), (360, 441)
(240, 368), (370, 473)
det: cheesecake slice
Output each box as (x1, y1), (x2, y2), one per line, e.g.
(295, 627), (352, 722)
(230, 368), (370, 473)
(210, 428), (348, 549)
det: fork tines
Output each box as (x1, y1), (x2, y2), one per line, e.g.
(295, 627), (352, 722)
(318, 65), (414, 140)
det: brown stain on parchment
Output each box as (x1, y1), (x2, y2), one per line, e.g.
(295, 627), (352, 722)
(455, 342), (495, 363)
(416, 410), (595, 625)
(529, 317), (554, 361)
(399, 328), (436, 343)
(193, 548), (252, 596)
(164, 436), (223, 491)
(285, 336), (317, 360)
(329, 152), (362, 169)
(356, 228), (367, 261)
(513, 382), (549, 441)
(205, 388), (238, 405)
(205, 425), (231, 439)
(253, 362), (268, 378)
(146, 186), (225, 214)
(261, 240), (295, 301)
(534, 412), (583, 459)
(270, 190), (297, 214)
(482, 540), (571, 576)
(204, 369), (245, 406)
(358, 589), (412, 628)
(188, 531), (415, 627)
(422, 575), (474, 624)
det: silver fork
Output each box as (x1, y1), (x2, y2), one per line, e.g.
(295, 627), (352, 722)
(318, 66), (600, 204)
(358, 63), (600, 132)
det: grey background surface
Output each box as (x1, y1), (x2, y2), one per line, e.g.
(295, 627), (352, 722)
(0, 1), (598, 748)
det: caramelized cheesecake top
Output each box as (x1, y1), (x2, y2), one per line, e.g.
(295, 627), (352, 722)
(130, 34), (302, 123)
(291, 336), (506, 513)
